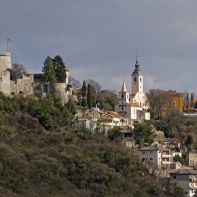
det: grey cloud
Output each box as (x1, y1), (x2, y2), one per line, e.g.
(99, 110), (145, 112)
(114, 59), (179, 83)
(0, 0), (197, 92)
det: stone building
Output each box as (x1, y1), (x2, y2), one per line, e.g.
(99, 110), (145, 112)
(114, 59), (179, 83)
(170, 169), (197, 197)
(0, 51), (72, 105)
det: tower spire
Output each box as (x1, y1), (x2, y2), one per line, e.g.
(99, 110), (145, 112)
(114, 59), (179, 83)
(136, 50), (138, 64)
(121, 81), (127, 92)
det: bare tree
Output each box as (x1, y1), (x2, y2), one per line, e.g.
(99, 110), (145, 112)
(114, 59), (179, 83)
(11, 63), (27, 80)
(146, 89), (174, 120)
(86, 79), (101, 95)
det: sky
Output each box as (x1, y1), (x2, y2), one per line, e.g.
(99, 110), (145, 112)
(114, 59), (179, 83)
(0, 0), (197, 93)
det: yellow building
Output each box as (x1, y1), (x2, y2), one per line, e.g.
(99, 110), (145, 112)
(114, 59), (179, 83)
(166, 90), (183, 113)
(161, 90), (183, 118)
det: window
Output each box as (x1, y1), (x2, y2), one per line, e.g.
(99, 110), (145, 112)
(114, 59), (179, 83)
(150, 158), (152, 160)
(134, 77), (137, 82)
(173, 175), (176, 179)
(122, 94), (124, 99)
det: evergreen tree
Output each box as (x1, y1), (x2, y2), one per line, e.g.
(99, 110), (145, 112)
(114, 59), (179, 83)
(81, 80), (87, 98)
(191, 92), (194, 108)
(53, 55), (67, 83)
(42, 56), (56, 83)
(81, 80), (87, 107)
(186, 93), (190, 108)
(87, 84), (96, 109)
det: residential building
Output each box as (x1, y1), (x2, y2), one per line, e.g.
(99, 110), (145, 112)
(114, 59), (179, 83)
(139, 145), (162, 168)
(139, 145), (182, 169)
(188, 152), (197, 167)
(170, 169), (197, 197)
(99, 111), (129, 132)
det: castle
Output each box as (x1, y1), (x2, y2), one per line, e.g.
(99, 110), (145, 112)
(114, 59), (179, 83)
(0, 51), (72, 104)
(115, 60), (150, 126)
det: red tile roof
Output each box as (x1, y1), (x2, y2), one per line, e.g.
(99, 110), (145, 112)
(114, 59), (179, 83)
(128, 102), (141, 108)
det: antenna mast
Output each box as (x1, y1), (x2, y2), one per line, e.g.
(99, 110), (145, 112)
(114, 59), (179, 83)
(6, 37), (10, 52)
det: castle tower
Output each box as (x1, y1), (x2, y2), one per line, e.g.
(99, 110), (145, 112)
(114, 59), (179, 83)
(131, 60), (143, 95)
(0, 52), (11, 95)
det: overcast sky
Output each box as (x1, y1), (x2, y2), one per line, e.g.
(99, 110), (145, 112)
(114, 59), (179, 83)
(0, 0), (197, 93)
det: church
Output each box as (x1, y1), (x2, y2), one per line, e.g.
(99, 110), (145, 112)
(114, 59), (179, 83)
(115, 60), (150, 126)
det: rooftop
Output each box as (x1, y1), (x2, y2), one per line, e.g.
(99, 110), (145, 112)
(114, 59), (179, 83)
(170, 169), (197, 175)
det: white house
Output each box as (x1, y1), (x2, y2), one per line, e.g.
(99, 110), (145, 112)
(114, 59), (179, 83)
(170, 169), (197, 197)
(72, 116), (98, 132)
(99, 111), (129, 132)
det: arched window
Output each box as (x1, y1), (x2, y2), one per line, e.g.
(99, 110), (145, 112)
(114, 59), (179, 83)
(134, 77), (137, 82)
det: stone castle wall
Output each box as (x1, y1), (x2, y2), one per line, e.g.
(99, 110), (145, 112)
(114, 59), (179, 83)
(0, 51), (72, 104)
(10, 74), (34, 96)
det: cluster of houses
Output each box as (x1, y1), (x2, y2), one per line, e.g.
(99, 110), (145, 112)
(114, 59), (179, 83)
(138, 133), (197, 197)
(71, 61), (197, 197)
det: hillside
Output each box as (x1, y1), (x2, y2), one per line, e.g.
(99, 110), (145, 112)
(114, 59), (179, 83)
(0, 95), (178, 197)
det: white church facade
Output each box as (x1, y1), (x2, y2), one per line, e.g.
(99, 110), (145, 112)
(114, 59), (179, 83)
(115, 60), (150, 126)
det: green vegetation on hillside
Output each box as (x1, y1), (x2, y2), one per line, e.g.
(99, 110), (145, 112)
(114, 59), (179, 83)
(0, 94), (179, 196)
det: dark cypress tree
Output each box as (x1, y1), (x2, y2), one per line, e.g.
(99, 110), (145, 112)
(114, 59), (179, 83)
(191, 92), (194, 108)
(87, 84), (96, 109)
(53, 55), (67, 83)
(81, 80), (87, 98)
(42, 56), (56, 83)
(186, 93), (189, 108)
(81, 80), (87, 107)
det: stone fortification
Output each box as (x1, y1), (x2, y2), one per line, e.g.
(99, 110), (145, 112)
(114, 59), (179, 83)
(0, 51), (72, 104)
(10, 74), (34, 96)
(0, 52), (11, 95)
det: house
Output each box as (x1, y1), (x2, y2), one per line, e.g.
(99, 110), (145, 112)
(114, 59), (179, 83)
(139, 145), (162, 168)
(188, 152), (197, 167)
(99, 111), (130, 132)
(139, 145), (182, 169)
(160, 138), (181, 149)
(161, 148), (172, 165)
(72, 115), (98, 132)
(170, 169), (197, 197)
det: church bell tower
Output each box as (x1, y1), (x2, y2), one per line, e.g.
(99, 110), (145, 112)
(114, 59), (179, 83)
(131, 60), (143, 95)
